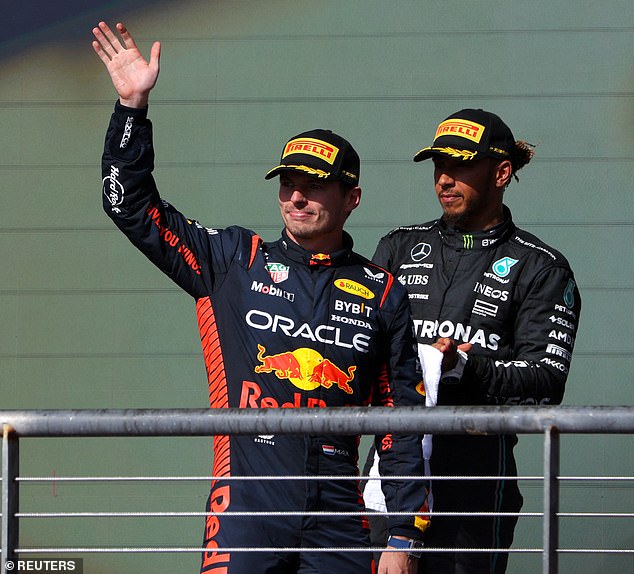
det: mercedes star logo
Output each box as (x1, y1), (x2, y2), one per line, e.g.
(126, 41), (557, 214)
(410, 242), (432, 262)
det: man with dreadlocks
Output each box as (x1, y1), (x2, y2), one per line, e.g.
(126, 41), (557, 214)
(363, 109), (581, 573)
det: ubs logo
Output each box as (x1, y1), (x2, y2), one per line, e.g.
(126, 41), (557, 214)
(410, 242), (432, 262)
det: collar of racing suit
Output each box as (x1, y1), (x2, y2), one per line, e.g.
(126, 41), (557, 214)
(277, 228), (354, 267)
(438, 204), (517, 250)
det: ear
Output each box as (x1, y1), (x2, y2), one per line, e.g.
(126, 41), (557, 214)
(495, 160), (513, 189)
(346, 186), (362, 212)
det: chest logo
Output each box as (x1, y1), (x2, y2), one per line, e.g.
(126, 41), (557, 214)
(265, 262), (289, 283)
(334, 279), (374, 300)
(410, 242), (432, 262)
(254, 345), (355, 394)
(492, 257), (518, 278)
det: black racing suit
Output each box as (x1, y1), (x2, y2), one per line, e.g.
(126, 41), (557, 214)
(367, 211), (581, 574)
(101, 102), (428, 573)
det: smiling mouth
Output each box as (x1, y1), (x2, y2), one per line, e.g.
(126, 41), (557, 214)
(287, 210), (315, 220)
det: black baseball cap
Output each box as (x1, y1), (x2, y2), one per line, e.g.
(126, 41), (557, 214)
(265, 129), (360, 185)
(413, 109), (516, 163)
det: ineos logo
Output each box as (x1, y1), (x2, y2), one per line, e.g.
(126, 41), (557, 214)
(410, 242), (432, 262)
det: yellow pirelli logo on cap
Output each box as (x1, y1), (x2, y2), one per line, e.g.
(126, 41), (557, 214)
(434, 119), (485, 144)
(283, 138), (339, 165)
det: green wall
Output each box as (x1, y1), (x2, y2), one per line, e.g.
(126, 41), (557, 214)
(1, 1), (633, 572)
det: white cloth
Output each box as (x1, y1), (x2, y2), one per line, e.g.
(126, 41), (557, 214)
(363, 344), (467, 512)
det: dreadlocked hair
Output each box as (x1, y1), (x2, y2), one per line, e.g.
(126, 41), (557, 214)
(510, 140), (535, 181)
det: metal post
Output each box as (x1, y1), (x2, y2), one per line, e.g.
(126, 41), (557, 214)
(543, 426), (560, 574)
(2, 424), (19, 574)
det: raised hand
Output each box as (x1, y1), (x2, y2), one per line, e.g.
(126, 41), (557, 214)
(92, 22), (160, 108)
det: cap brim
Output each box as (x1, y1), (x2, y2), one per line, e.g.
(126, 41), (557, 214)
(413, 146), (479, 162)
(412, 147), (436, 162)
(265, 164), (331, 180)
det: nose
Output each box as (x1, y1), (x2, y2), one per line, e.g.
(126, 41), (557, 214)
(290, 189), (308, 204)
(436, 170), (454, 189)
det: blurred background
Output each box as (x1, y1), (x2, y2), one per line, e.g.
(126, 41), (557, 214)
(1, 0), (633, 571)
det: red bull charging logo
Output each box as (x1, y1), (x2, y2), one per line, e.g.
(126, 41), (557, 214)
(254, 344), (355, 394)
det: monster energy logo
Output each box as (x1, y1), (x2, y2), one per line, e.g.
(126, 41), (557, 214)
(463, 234), (474, 249)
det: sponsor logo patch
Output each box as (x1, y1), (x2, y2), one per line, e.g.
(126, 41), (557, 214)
(334, 279), (374, 300)
(265, 262), (289, 284)
(253, 344), (356, 394)
(102, 165), (125, 213)
(410, 242), (432, 262)
(435, 118), (486, 143)
(364, 267), (385, 281)
(492, 256), (519, 278)
(472, 299), (499, 318)
(283, 137), (339, 165)
(563, 278), (576, 309)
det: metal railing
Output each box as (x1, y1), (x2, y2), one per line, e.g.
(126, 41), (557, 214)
(2, 405), (634, 574)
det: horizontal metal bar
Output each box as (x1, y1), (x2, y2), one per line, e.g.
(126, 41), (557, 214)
(16, 474), (542, 482)
(14, 546), (542, 554)
(13, 546), (634, 555)
(12, 474), (634, 485)
(558, 549), (634, 554)
(2, 406), (634, 437)
(14, 474), (634, 482)
(559, 476), (634, 482)
(15, 511), (539, 518)
(558, 513), (634, 518)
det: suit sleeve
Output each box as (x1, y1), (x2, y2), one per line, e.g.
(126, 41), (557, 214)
(101, 102), (238, 298)
(373, 280), (429, 538)
(463, 264), (581, 405)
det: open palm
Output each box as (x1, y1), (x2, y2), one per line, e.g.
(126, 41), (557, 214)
(92, 22), (160, 107)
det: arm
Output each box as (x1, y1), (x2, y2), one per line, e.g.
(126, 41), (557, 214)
(372, 282), (428, 538)
(95, 22), (219, 297)
(458, 265), (581, 405)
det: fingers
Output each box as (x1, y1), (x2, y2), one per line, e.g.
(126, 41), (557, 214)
(149, 41), (162, 72)
(117, 22), (138, 52)
(92, 22), (116, 60)
(457, 343), (473, 354)
(433, 337), (457, 354)
(91, 21), (130, 60)
(100, 21), (124, 52)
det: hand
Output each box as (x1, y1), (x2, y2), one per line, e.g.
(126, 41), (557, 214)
(377, 550), (418, 574)
(92, 22), (160, 108)
(432, 337), (472, 372)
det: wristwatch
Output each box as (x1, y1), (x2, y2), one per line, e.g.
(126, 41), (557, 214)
(386, 535), (424, 559)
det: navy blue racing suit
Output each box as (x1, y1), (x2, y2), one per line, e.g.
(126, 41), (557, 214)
(101, 102), (428, 573)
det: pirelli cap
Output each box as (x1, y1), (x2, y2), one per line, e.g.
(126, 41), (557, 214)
(414, 109), (516, 163)
(265, 129), (360, 185)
